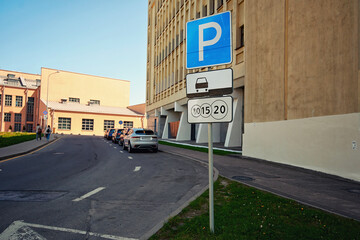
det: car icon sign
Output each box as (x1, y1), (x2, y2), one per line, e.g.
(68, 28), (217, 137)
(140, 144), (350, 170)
(195, 77), (208, 93)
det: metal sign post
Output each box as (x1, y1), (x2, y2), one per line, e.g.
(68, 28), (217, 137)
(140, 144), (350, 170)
(208, 123), (214, 232)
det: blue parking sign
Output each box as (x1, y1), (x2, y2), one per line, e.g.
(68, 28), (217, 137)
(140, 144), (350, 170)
(186, 11), (232, 69)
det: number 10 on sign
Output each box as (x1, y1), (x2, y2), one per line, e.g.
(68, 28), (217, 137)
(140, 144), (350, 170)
(187, 96), (233, 124)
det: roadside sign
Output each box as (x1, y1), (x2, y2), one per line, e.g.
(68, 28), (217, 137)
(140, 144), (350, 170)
(186, 68), (233, 98)
(187, 96), (233, 123)
(186, 11), (232, 69)
(119, 121), (123, 125)
(43, 110), (48, 115)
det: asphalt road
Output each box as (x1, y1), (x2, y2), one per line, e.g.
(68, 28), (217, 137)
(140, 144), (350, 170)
(0, 136), (208, 240)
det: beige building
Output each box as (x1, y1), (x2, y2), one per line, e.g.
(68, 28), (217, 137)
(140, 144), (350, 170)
(1, 68), (145, 136)
(146, 0), (360, 181)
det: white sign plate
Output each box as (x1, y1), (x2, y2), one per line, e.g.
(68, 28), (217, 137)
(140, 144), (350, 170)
(187, 96), (233, 123)
(186, 68), (233, 98)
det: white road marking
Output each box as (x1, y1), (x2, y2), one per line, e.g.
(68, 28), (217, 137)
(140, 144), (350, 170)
(120, 151), (123, 153)
(128, 156), (133, 160)
(0, 221), (137, 240)
(134, 166), (141, 172)
(54, 152), (64, 155)
(72, 187), (106, 202)
(0, 169), (2, 172)
(114, 147), (117, 149)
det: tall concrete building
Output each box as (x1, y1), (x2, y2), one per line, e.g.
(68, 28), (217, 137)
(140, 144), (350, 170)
(147, 0), (360, 181)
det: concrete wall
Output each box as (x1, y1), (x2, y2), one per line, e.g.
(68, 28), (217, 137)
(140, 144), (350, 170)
(243, 113), (360, 181)
(41, 68), (130, 108)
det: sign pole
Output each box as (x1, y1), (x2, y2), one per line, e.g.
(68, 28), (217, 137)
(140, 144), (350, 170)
(208, 122), (214, 233)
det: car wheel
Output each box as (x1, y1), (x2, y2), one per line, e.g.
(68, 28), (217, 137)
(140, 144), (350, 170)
(123, 141), (127, 150)
(119, 140), (123, 146)
(128, 142), (133, 153)
(153, 148), (158, 153)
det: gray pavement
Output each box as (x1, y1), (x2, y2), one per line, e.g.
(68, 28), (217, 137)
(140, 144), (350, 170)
(0, 134), (58, 160)
(1, 136), (359, 222)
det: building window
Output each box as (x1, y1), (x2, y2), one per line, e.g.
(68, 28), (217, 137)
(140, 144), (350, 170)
(90, 99), (100, 105)
(104, 120), (115, 131)
(4, 113), (11, 122)
(236, 25), (244, 49)
(26, 97), (34, 122)
(26, 124), (33, 132)
(209, 0), (215, 15)
(14, 123), (21, 132)
(15, 96), (23, 107)
(0, 94), (2, 105)
(202, 5), (207, 17)
(58, 117), (71, 130)
(69, 97), (80, 103)
(5, 95), (12, 106)
(82, 119), (94, 131)
(124, 121), (133, 128)
(196, 11), (200, 19)
(15, 113), (22, 122)
(217, 0), (223, 9)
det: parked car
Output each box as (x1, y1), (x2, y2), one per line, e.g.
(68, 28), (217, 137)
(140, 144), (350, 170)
(118, 128), (130, 146)
(106, 128), (116, 140)
(122, 128), (158, 153)
(112, 128), (124, 143)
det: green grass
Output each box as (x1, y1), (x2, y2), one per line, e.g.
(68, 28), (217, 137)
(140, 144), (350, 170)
(159, 140), (241, 156)
(0, 132), (37, 148)
(150, 176), (360, 240)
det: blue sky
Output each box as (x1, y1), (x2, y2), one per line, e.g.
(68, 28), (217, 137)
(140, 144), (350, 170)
(0, 0), (148, 105)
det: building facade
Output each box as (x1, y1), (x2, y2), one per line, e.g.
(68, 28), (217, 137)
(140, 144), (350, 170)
(1, 68), (145, 136)
(146, 0), (360, 181)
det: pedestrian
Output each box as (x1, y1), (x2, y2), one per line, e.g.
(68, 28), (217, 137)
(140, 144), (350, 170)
(45, 125), (51, 142)
(36, 124), (42, 141)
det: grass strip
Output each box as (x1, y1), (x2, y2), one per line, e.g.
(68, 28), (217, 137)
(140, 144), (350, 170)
(159, 140), (241, 156)
(0, 132), (36, 148)
(150, 176), (360, 240)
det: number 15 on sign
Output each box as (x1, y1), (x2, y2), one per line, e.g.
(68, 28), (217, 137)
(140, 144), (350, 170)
(187, 96), (233, 124)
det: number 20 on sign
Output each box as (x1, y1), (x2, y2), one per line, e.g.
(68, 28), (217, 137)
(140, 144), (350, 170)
(187, 96), (233, 124)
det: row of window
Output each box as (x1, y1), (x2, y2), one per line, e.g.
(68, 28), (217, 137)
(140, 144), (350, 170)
(58, 118), (134, 131)
(0, 95), (23, 107)
(68, 97), (100, 105)
(4, 113), (22, 122)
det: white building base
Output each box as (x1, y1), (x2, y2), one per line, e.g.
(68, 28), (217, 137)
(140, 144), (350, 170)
(243, 113), (360, 181)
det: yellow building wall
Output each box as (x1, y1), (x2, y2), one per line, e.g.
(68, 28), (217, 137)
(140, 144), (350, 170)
(50, 111), (144, 136)
(41, 68), (130, 108)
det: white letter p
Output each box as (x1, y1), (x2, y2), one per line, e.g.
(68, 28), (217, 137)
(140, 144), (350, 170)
(198, 22), (222, 61)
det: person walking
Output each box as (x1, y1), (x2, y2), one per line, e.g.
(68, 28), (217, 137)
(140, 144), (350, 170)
(36, 124), (42, 141)
(45, 125), (52, 142)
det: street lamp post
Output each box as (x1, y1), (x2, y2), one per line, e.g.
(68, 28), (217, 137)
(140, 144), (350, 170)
(46, 71), (59, 128)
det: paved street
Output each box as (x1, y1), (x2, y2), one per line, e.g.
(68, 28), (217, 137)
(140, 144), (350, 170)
(0, 136), (208, 240)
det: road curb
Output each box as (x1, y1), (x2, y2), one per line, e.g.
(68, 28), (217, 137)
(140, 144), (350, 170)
(140, 149), (219, 240)
(0, 137), (61, 162)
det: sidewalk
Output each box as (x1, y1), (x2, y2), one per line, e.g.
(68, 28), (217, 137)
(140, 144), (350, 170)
(0, 134), (58, 160)
(159, 143), (360, 222)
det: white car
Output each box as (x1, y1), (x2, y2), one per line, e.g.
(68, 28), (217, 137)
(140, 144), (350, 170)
(123, 128), (158, 153)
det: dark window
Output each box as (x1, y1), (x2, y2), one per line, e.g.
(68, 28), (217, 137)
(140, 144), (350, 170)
(124, 121), (133, 128)
(104, 120), (115, 131)
(69, 97), (80, 103)
(176, 34), (179, 46)
(89, 99), (100, 105)
(196, 11), (200, 19)
(217, 0), (223, 9)
(0, 94), (1, 105)
(5, 95), (12, 106)
(82, 119), (94, 131)
(209, 0), (215, 15)
(15, 96), (23, 107)
(236, 25), (245, 49)
(180, 29), (184, 43)
(135, 130), (155, 135)
(203, 5), (207, 17)
(15, 113), (21, 122)
(26, 97), (34, 122)
(4, 113), (11, 122)
(14, 123), (21, 132)
(26, 124), (33, 132)
(58, 117), (71, 130)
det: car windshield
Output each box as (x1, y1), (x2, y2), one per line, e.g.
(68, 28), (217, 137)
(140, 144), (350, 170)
(135, 130), (154, 135)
